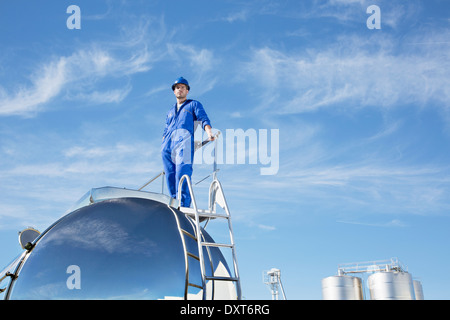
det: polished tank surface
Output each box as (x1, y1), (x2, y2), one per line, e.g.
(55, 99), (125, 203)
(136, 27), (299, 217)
(5, 197), (234, 300)
(413, 280), (424, 300)
(321, 275), (363, 300)
(368, 271), (415, 300)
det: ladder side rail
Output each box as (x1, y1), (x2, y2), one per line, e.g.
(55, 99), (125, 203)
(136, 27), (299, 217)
(209, 178), (242, 300)
(168, 206), (190, 299)
(201, 232), (216, 300)
(178, 174), (207, 300)
(279, 277), (287, 300)
(208, 136), (220, 212)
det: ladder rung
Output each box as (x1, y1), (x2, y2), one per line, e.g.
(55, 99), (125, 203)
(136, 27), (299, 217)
(181, 229), (197, 241)
(188, 282), (203, 289)
(180, 207), (209, 214)
(197, 213), (229, 219)
(205, 276), (239, 282)
(187, 252), (200, 260)
(201, 242), (233, 248)
(180, 208), (229, 219)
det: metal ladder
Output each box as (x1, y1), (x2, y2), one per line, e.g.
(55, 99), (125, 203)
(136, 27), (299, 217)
(177, 174), (242, 300)
(139, 130), (241, 299)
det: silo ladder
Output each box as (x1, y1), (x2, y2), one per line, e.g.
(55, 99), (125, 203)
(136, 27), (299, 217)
(178, 174), (242, 300)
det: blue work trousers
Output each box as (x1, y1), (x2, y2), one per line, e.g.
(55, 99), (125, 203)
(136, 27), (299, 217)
(161, 131), (194, 208)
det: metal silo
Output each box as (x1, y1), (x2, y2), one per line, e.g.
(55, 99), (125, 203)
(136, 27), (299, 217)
(321, 275), (363, 300)
(413, 280), (424, 300)
(1, 179), (241, 300)
(368, 271), (416, 300)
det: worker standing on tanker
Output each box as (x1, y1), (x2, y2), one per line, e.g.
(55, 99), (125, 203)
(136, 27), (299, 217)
(161, 77), (215, 208)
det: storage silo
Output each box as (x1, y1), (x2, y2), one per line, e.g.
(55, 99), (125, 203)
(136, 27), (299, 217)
(1, 186), (241, 300)
(321, 275), (363, 300)
(368, 271), (415, 300)
(413, 280), (424, 300)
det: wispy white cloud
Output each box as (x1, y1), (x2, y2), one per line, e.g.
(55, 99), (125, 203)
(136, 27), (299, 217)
(0, 46), (151, 117)
(336, 219), (407, 228)
(144, 84), (167, 98)
(215, 0), (282, 23)
(282, 157), (450, 216)
(215, 113), (450, 218)
(67, 85), (133, 105)
(0, 15), (165, 117)
(228, 159), (450, 218)
(0, 137), (164, 230)
(258, 224), (277, 231)
(0, 57), (68, 117)
(2, 141), (160, 177)
(168, 44), (214, 75)
(167, 43), (217, 96)
(0, 203), (57, 231)
(306, 0), (422, 29)
(242, 32), (450, 115)
(222, 9), (250, 23)
(0, 13), (222, 117)
(44, 216), (157, 256)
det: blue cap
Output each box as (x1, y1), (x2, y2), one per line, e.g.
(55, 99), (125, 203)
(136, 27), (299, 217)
(172, 77), (190, 91)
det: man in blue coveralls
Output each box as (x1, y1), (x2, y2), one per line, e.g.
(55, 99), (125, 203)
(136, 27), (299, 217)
(162, 77), (214, 208)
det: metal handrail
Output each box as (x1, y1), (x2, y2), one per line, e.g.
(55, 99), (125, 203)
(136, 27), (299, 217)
(138, 171), (165, 192)
(337, 257), (406, 275)
(137, 132), (220, 192)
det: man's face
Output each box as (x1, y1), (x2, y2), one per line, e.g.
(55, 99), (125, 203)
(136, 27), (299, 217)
(173, 84), (189, 100)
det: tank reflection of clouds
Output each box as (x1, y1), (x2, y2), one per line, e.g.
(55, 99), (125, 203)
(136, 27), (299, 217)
(1, 190), (238, 300)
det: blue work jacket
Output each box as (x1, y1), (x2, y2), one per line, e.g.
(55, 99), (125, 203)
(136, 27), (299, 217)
(162, 99), (211, 153)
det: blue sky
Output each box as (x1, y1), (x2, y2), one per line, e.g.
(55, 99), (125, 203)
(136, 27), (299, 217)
(1, 0), (450, 299)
